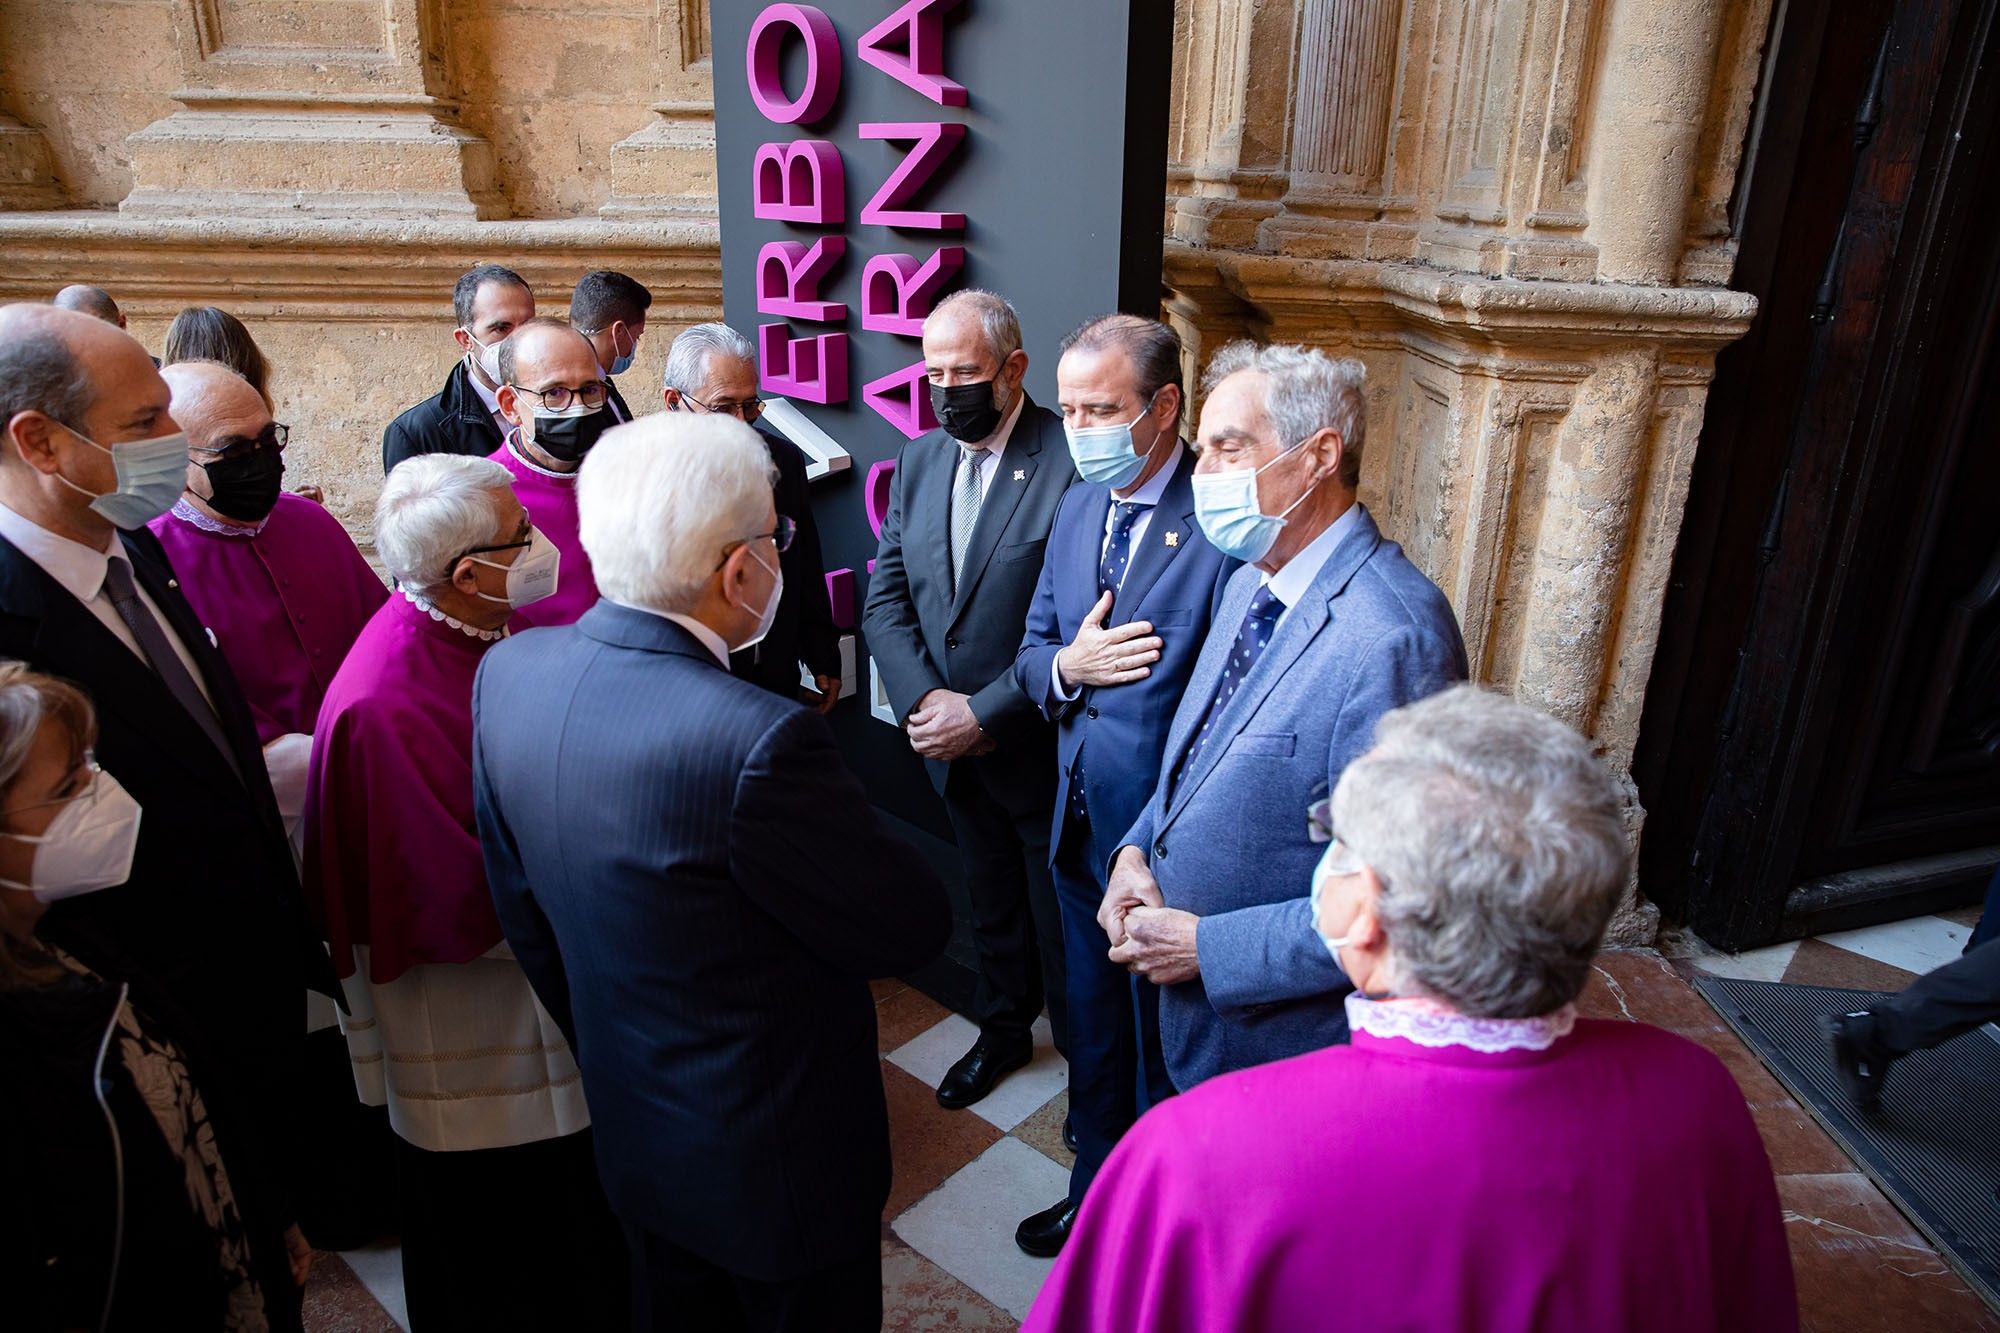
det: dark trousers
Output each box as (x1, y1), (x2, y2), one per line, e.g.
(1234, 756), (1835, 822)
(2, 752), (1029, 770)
(1054, 807), (1175, 1203)
(1873, 935), (2000, 1055)
(397, 1129), (627, 1333)
(627, 1226), (881, 1333)
(942, 756), (1066, 1053)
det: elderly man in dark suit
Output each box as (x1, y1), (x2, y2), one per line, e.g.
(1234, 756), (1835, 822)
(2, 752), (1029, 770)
(0, 301), (333, 1329)
(1103, 341), (1468, 1092)
(473, 412), (949, 1333)
(1009, 314), (1238, 1255)
(381, 263), (535, 473)
(863, 288), (1079, 1109)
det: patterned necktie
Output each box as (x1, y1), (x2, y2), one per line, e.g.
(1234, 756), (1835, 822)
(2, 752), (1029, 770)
(1099, 501), (1144, 595)
(949, 444), (985, 592)
(1171, 585), (1285, 797)
(101, 556), (241, 780)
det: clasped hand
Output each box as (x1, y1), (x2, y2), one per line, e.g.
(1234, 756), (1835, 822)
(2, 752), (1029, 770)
(1057, 591), (1163, 690)
(1098, 846), (1201, 985)
(907, 689), (992, 761)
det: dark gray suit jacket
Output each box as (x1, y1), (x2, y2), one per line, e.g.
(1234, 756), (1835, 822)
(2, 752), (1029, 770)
(862, 397), (1077, 798)
(472, 603), (950, 1280)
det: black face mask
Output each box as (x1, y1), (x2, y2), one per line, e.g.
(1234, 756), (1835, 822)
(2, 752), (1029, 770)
(930, 379), (1004, 443)
(529, 407), (611, 463)
(200, 446), (284, 522)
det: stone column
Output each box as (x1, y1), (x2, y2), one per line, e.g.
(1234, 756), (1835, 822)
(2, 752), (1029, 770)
(603, 3), (717, 219)
(122, 0), (501, 219)
(1284, 0), (1403, 211)
(1165, 0), (1297, 249)
(1584, 0), (1730, 284)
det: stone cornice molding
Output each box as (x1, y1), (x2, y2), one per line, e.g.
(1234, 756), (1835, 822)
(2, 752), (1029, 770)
(1165, 244), (1758, 352)
(0, 213), (724, 315)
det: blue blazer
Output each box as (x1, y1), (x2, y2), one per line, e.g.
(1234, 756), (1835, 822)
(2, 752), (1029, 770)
(1013, 449), (1238, 869)
(1120, 507), (1468, 1089)
(471, 603), (950, 1282)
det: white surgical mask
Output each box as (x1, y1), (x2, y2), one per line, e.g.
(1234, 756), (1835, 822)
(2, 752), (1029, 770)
(464, 329), (505, 385)
(50, 425), (190, 530)
(732, 545), (784, 652)
(1309, 838), (1365, 976)
(1191, 439), (1320, 564)
(0, 768), (143, 903)
(470, 524), (562, 609)
(1063, 391), (1162, 490)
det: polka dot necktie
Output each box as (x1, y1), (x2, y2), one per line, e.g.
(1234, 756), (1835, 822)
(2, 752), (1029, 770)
(1099, 501), (1144, 595)
(1170, 585), (1286, 798)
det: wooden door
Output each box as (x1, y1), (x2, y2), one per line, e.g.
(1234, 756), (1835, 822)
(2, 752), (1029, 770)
(1634, 0), (2000, 949)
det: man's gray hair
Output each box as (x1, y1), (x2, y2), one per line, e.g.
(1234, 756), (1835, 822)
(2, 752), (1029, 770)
(1204, 341), (1367, 488)
(0, 328), (96, 436)
(578, 412), (777, 614)
(374, 454), (515, 598)
(1330, 685), (1630, 1018)
(927, 289), (1022, 363)
(663, 322), (756, 395)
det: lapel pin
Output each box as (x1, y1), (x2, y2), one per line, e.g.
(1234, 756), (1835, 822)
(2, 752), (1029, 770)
(1164, 531), (1179, 547)
(1013, 469), (1026, 481)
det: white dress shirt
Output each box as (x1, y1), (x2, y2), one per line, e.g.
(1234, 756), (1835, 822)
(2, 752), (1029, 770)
(1264, 500), (1365, 629)
(0, 499), (214, 708)
(609, 599), (732, 668)
(469, 367), (512, 441)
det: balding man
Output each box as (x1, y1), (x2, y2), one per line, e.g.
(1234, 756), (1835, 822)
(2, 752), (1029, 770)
(0, 303), (336, 1329)
(1101, 342), (1467, 1092)
(489, 315), (611, 629)
(862, 289), (1078, 1110)
(382, 263), (535, 473)
(149, 362), (385, 850)
(52, 283), (126, 328)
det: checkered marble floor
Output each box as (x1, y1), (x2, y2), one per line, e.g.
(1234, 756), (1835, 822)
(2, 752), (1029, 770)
(303, 910), (2000, 1332)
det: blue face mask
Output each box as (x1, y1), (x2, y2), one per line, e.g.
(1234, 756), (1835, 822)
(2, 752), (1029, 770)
(587, 325), (637, 377)
(1190, 437), (1320, 563)
(51, 424), (190, 530)
(1063, 390), (1163, 490)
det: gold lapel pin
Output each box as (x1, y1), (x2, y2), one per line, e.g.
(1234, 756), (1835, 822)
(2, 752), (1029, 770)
(1164, 531), (1179, 547)
(1013, 469), (1026, 481)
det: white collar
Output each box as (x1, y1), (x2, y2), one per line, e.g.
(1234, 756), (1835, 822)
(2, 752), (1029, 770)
(0, 498), (123, 605)
(608, 600), (731, 668)
(469, 363), (505, 417)
(170, 496), (268, 538)
(505, 435), (579, 482)
(1264, 500), (1364, 610)
(1346, 993), (1578, 1054)
(401, 588), (505, 641)
(1110, 441), (1186, 507)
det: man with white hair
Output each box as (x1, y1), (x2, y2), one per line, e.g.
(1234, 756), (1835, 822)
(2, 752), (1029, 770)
(304, 454), (621, 1330)
(473, 413), (950, 1331)
(1100, 341), (1468, 1090)
(663, 321), (841, 712)
(863, 288), (1078, 1111)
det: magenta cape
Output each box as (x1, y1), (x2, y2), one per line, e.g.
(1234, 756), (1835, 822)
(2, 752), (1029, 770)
(490, 443), (598, 631)
(150, 493), (387, 744)
(303, 595), (499, 983)
(1024, 1017), (1798, 1333)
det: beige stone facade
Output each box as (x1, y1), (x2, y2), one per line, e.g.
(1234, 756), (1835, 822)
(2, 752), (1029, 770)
(0, 0), (1775, 934)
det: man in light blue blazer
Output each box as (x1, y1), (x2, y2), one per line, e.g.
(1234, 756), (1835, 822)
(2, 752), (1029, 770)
(1101, 342), (1468, 1091)
(1010, 315), (1237, 1256)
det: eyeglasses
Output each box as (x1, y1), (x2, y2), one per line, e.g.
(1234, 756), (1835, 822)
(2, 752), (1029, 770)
(509, 382), (609, 412)
(1320, 838), (1369, 880)
(675, 389), (765, 422)
(721, 516), (796, 561)
(190, 421), (288, 462)
(444, 513), (534, 577)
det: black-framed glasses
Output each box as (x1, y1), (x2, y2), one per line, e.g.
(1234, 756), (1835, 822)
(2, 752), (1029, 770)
(722, 515), (796, 561)
(676, 389), (765, 422)
(444, 513), (534, 577)
(191, 421), (288, 461)
(509, 381), (609, 412)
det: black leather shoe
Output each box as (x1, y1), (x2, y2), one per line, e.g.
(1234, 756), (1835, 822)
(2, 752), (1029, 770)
(1826, 1011), (1895, 1112)
(936, 1035), (1032, 1110)
(1062, 1114), (1077, 1154)
(1016, 1197), (1079, 1257)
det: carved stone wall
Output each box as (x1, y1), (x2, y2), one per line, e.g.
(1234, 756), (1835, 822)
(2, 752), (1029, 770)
(0, 0), (1777, 938)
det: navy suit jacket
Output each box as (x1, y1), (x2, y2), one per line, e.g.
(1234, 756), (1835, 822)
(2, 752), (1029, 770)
(1013, 448), (1238, 869)
(1120, 507), (1468, 1089)
(471, 603), (950, 1281)
(861, 398), (1076, 798)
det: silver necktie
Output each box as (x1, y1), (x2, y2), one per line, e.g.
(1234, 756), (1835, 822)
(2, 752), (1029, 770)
(949, 444), (985, 591)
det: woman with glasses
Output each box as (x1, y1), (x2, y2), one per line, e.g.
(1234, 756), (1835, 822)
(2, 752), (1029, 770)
(1026, 686), (1798, 1333)
(0, 662), (284, 1331)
